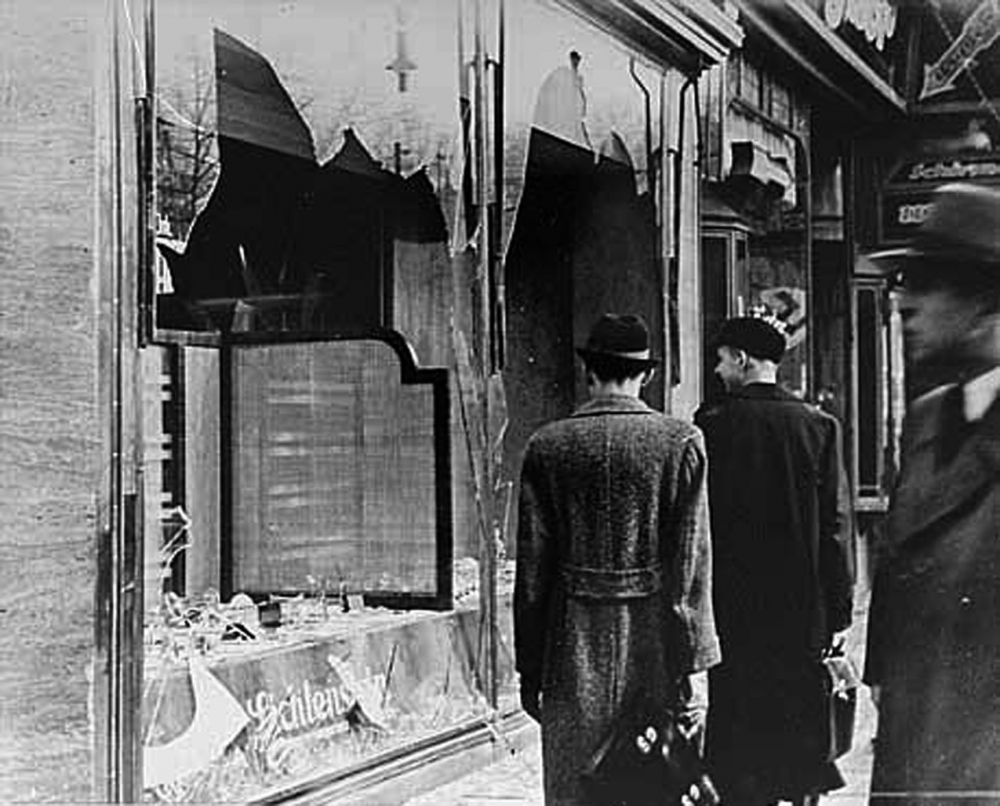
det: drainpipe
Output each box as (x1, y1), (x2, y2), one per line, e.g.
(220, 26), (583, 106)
(728, 96), (814, 398)
(630, 59), (665, 406)
(668, 72), (700, 395)
(472, 0), (498, 711)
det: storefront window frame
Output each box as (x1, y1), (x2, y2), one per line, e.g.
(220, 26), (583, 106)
(218, 327), (455, 611)
(118, 0), (744, 799)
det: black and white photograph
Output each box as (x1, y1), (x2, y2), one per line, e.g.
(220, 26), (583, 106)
(2, 0), (1000, 803)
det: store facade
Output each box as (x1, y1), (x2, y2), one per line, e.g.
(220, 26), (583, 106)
(0, 0), (743, 802)
(135, 1), (743, 801)
(21, 1), (989, 802)
(698, 0), (908, 526)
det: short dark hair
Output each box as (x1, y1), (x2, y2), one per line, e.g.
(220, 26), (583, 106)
(583, 353), (650, 383)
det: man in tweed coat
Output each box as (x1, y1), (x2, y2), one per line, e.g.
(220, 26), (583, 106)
(515, 313), (721, 804)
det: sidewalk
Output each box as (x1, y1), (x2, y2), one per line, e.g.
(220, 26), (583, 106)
(406, 591), (877, 806)
(406, 694), (875, 806)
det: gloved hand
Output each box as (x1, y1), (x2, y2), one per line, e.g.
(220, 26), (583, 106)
(674, 671), (708, 739)
(520, 682), (542, 722)
(830, 627), (851, 652)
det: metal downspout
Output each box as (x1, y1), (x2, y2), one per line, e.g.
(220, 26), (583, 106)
(728, 96), (814, 398)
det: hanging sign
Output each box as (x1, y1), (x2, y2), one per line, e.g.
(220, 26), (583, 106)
(914, 0), (1000, 103)
(920, 0), (1000, 101)
(822, 0), (898, 51)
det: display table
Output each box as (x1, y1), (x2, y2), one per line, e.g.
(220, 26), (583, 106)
(141, 593), (516, 802)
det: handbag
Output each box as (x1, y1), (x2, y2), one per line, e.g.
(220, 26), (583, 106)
(822, 642), (860, 760)
(581, 694), (720, 806)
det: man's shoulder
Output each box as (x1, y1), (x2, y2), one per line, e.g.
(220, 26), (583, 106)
(778, 398), (842, 437)
(693, 401), (725, 427)
(647, 413), (704, 446)
(529, 409), (701, 446)
(696, 391), (836, 431)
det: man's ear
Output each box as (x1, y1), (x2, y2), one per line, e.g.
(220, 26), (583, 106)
(640, 367), (656, 387)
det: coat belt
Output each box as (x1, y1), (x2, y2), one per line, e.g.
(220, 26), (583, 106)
(561, 564), (662, 600)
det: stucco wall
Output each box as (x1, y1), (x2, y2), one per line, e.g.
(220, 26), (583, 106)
(0, 1), (100, 800)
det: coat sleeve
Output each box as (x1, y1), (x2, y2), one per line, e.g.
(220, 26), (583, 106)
(818, 416), (855, 635)
(665, 431), (721, 675)
(863, 404), (922, 685)
(513, 439), (558, 693)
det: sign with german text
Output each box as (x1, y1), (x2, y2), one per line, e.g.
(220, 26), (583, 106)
(915, 0), (1000, 104)
(880, 191), (936, 242)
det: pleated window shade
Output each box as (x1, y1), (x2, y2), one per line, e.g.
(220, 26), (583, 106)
(230, 340), (439, 599)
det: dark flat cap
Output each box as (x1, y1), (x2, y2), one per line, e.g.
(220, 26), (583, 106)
(576, 313), (659, 369)
(713, 316), (787, 363)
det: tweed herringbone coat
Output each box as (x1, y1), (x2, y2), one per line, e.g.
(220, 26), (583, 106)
(865, 382), (1000, 804)
(514, 394), (721, 804)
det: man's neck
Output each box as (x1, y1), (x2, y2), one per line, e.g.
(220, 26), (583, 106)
(741, 367), (777, 386)
(589, 378), (643, 399)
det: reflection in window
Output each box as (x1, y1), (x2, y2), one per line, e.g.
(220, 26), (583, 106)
(154, 2), (461, 338)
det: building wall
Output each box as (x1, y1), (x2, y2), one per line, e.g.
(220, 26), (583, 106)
(0, 1), (101, 800)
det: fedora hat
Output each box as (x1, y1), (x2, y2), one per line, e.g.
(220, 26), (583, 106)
(576, 313), (659, 370)
(868, 183), (1000, 274)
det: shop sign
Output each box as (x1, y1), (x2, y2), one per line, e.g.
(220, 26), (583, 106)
(141, 607), (501, 802)
(142, 644), (394, 798)
(920, 0), (1000, 101)
(914, 0), (1000, 103)
(242, 656), (388, 749)
(888, 157), (1000, 185)
(822, 0), (898, 51)
(880, 191), (935, 242)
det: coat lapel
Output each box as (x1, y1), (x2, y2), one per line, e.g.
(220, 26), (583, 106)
(890, 392), (1000, 546)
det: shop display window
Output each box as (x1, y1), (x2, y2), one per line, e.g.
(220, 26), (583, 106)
(700, 225), (749, 402)
(151, 1), (467, 342)
(140, 0), (683, 798)
(228, 337), (451, 609)
(851, 277), (904, 512)
(853, 284), (883, 500)
(141, 3), (513, 801)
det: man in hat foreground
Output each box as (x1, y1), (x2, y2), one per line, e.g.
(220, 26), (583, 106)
(694, 315), (854, 806)
(514, 313), (721, 803)
(864, 183), (1000, 804)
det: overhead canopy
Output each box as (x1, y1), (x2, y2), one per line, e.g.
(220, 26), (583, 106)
(557, 0), (743, 74)
(734, 0), (906, 121)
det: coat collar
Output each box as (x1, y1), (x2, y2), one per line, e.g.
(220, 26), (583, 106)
(890, 387), (1000, 546)
(907, 383), (1000, 455)
(725, 382), (800, 403)
(571, 394), (656, 418)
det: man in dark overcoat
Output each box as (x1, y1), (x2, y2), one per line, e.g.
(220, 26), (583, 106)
(514, 313), (721, 804)
(864, 183), (1000, 804)
(694, 315), (854, 805)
